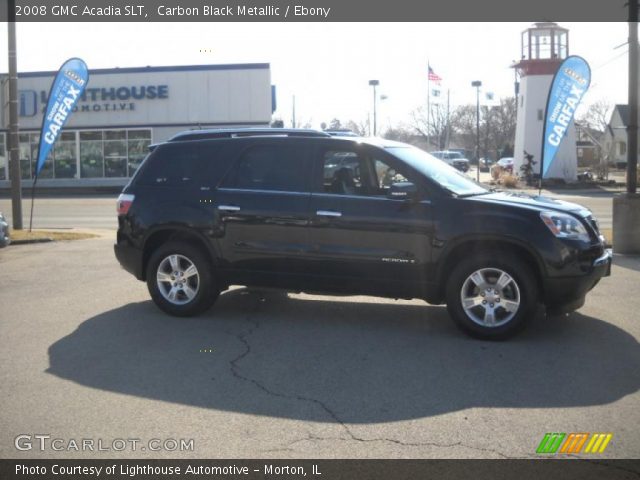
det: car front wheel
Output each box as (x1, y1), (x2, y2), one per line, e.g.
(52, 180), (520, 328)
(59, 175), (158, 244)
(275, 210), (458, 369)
(445, 253), (538, 339)
(146, 241), (219, 316)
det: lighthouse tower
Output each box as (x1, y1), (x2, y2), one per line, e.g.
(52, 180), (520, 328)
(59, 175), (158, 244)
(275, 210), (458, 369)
(513, 22), (577, 181)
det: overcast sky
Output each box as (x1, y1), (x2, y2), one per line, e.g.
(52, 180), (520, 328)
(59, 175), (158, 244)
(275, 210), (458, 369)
(0, 22), (629, 129)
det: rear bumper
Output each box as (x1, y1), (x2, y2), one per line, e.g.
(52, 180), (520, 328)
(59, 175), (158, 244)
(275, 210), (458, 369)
(114, 241), (144, 280)
(545, 248), (612, 313)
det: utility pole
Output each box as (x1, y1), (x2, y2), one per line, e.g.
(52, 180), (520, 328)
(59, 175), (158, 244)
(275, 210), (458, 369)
(368, 79), (379, 136)
(291, 95), (296, 129)
(628, 0), (638, 194)
(612, 3), (640, 254)
(472, 80), (482, 182)
(7, 0), (22, 229)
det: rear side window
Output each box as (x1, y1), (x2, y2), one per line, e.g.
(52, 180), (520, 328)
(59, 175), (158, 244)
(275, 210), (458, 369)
(221, 144), (310, 192)
(135, 141), (230, 187)
(136, 143), (200, 186)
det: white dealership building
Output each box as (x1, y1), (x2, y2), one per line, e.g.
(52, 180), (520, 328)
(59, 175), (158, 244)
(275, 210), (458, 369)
(0, 63), (273, 188)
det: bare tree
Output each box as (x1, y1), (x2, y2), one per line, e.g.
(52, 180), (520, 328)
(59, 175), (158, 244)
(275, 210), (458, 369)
(328, 118), (342, 130)
(450, 97), (517, 159)
(382, 124), (415, 143)
(450, 104), (477, 152)
(489, 97), (517, 158)
(411, 104), (450, 150)
(578, 99), (613, 132)
(344, 119), (368, 136)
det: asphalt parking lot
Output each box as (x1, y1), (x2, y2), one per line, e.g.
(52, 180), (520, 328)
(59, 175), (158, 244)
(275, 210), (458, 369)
(0, 232), (639, 459)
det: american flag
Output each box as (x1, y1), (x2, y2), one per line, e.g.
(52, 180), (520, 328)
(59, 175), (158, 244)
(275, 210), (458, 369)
(428, 65), (442, 83)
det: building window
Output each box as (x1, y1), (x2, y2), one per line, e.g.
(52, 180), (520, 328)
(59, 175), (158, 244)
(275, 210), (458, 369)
(104, 130), (127, 177)
(127, 130), (151, 176)
(9, 128), (151, 181)
(0, 133), (6, 181)
(54, 132), (77, 179)
(80, 131), (104, 178)
(618, 142), (627, 156)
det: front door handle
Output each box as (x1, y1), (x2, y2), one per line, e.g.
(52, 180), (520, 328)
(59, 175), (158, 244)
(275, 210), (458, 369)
(316, 210), (342, 217)
(218, 205), (241, 212)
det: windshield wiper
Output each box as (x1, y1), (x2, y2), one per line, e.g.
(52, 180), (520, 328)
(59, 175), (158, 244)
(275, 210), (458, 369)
(457, 191), (492, 198)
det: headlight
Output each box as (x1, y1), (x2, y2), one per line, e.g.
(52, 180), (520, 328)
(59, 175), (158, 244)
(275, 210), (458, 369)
(540, 211), (590, 242)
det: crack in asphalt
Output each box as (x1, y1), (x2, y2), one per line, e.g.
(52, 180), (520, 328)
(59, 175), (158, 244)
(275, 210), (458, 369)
(285, 433), (517, 458)
(564, 455), (640, 478)
(226, 292), (516, 458)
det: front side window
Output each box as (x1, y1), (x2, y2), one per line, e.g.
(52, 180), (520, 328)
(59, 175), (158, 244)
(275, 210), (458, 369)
(323, 150), (364, 195)
(388, 146), (487, 197)
(321, 149), (411, 197)
(223, 144), (309, 192)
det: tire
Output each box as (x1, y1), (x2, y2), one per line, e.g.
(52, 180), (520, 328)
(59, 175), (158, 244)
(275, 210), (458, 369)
(146, 241), (219, 316)
(445, 252), (538, 340)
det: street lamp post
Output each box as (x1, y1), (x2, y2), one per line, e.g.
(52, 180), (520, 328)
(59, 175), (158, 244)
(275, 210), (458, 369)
(471, 80), (482, 182)
(369, 80), (379, 136)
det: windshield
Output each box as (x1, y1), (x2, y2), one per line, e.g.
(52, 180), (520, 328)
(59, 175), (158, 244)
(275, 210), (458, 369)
(388, 146), (488, 196)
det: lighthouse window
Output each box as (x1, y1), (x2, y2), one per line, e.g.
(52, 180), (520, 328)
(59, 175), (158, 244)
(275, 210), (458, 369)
(537, 109), (543, 121)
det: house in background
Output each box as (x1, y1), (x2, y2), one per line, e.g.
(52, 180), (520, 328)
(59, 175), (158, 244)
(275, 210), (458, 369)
(604, 104), (638, 169)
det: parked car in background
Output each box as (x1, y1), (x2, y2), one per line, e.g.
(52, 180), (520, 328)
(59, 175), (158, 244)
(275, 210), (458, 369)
(430, 151), (470, 172)
(114, 128), (611, 339)
(497, 157), (515, 174)
(325, 129), (360, 137)
(0, 212), (10, 248)
(479, 158), (494, 172)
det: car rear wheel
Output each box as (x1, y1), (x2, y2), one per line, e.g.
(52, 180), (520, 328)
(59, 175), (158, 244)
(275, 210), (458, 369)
(146, 241), (219, 316)
(445, 253), (538, 339)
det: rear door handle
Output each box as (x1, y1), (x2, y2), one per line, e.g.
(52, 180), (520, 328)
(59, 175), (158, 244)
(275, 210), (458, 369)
(218, 205), (241, 212)
(316, 210), (342, 217)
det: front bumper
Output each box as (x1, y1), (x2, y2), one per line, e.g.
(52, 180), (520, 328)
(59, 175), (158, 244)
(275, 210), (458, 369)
(545, 248), (612, 313)
(593, 248), (612, 276)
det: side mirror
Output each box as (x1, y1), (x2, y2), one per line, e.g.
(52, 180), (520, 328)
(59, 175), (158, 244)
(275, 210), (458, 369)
(388, 182), (418, 200)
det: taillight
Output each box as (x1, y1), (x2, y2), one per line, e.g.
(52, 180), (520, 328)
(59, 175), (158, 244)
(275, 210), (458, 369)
(116, 193), (135, 215)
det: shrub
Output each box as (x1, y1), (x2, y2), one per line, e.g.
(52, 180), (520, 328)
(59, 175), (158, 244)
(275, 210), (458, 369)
(491, 164), (503, 180)
(500, 174), (519, 188)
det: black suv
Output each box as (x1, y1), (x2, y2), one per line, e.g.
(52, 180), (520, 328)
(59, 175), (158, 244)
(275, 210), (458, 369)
(115, 128), (611, 339)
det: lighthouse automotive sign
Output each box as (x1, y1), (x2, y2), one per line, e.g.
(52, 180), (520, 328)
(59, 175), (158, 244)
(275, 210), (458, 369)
(541, 55), (591, 178)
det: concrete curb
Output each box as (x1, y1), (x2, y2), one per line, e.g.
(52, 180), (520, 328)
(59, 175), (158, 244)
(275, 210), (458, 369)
(9, 238), (54, 245)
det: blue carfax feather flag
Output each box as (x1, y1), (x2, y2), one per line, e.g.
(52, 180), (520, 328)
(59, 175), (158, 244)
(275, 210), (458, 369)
(541, 56), (591, 178)
(35, 58), (89, 177)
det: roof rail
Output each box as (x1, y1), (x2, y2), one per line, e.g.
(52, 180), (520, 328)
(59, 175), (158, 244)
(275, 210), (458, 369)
(168, 128), (331, 142)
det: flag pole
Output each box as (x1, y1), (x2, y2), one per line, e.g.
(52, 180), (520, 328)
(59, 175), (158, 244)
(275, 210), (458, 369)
(28, 175), (38, 232)
(445, 89), (451, 149)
